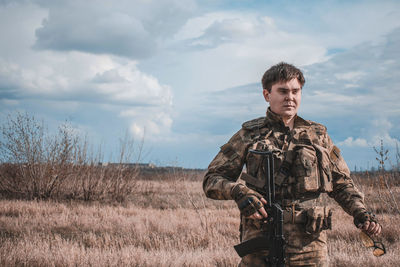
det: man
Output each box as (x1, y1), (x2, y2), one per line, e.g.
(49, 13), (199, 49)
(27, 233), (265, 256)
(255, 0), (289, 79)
(203, 62), (382, 266)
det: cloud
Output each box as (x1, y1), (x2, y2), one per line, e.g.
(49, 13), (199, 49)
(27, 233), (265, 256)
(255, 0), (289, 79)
(296, 27), (400, 164)
(89, 62), (173, 107)
(0, 55), (174, 143)
(2, 0), (400, 168)
(301, 27), (400, 119)
(338, 137), (369, 148)
(159, 10), (328, 97)
(0, 53), (172, 106)
(369, 118), (399, 147)
(32, 0), (196, 59)
(334, 71), (365, 82)
(0, 4), (174, 141)
(120, 107), (173, 138)
(175, 26), (400, 169)
(184, 15), (263, 49)
(337, 117), (399, 170)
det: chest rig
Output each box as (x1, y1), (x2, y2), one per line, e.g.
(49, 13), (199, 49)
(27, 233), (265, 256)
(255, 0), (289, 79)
(243, 118), (334, 203)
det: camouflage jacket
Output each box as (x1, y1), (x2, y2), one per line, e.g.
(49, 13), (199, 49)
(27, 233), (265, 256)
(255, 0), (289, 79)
(203, 108), (367, 218)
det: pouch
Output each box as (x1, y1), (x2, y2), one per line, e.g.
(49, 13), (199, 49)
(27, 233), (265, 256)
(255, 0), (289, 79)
(293, 145), (320, 193)
(305, 206), (333, 234)
(313, 144), (333, 192)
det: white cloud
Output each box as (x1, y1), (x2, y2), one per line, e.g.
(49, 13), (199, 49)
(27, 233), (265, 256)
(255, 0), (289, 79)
(335, 71), (365, 81)
(369, 119), (399, 147)
(0, 53), (172, 107)
(2, 0), (400, 168)
(0, 1), (174, 141)
(185, 14), (264, 48)
(161, 11), (327, 95)
(332, 117), (399, 155)
(173, 11), (266, 41)
(276, 1), (400, 51)
(120, 107), (173, 138)
(301, 27), (400, 118)
(91, 62), (173, 106)
(338, 137), (369, 148)
(32, 0), (196, 59)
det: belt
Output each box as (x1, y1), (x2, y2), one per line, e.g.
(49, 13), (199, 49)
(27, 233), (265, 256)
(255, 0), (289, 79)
(282, 208), (307, 224)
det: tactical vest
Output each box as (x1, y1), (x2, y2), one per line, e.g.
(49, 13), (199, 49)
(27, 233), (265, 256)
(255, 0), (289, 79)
(241, 117), (335, 203)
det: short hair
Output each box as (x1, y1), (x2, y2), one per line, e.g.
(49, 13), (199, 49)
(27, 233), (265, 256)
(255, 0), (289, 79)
(261, 62), (305, 92)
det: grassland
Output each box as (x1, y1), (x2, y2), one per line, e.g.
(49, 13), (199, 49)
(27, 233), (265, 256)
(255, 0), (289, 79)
(0, 171), (399, 266)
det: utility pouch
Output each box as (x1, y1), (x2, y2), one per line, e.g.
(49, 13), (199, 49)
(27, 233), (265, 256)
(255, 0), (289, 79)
(294, 145), (320, 193)
(305, 207), (333, 235)
(313, 144), (333, 192)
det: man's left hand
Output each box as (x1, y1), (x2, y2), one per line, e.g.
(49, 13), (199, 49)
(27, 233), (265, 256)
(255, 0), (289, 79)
(355, 211), (382, 236)
(358, 221), (382, 236)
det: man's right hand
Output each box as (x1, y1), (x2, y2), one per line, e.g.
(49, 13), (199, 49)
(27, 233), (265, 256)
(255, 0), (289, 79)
(231, 183), (268, 219)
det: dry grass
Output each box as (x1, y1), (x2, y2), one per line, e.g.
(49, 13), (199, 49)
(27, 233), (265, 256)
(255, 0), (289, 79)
(0, 173), (399, 266)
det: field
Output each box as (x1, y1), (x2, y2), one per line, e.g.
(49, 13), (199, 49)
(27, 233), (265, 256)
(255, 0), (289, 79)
(0, 171), (399, 267)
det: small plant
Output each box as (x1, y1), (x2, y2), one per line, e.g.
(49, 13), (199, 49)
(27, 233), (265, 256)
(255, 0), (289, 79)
(372, 140), (400, 215)
(373, 139), (389, 172)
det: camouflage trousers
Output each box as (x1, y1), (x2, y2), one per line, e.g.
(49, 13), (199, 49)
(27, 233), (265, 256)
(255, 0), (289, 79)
(238, 217), (328, 267)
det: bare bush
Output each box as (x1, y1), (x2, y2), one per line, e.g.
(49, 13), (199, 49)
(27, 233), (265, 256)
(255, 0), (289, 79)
(0, 113), (141, 202)
(65, 132), (141, 202)
(0, 113), (78, 199)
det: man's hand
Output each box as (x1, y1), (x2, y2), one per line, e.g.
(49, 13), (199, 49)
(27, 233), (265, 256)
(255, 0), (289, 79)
(231, 184), (268, 219)
(354, 211), (382, 236)
(248, 198), (268, 219)
(359, 221), (382, 236)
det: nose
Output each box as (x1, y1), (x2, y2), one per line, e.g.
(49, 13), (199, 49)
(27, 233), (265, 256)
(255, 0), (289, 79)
(286, 92), (294, 100)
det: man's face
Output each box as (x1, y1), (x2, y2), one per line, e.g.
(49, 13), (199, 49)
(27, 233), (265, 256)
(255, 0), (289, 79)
(263, 78), (302, 119)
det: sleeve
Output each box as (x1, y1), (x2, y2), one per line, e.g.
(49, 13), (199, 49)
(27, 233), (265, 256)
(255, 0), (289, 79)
(202, 129), (249, 200)
(325, 133), (367, 217)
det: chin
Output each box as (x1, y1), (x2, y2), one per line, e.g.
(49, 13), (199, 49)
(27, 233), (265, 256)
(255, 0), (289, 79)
(281, 111), (296, 117)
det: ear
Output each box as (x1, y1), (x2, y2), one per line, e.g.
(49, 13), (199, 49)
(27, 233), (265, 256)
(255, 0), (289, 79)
(263, 89), (270, 102)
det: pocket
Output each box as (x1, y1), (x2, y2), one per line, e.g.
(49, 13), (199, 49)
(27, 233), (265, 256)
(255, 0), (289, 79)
(313, 144), (333, 193)
(245, 150), (263, 181)
(294, 146), (319, 193)
(305, 207), (333, 234)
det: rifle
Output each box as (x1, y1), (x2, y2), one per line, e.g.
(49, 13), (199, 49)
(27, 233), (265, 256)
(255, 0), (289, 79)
(234, 150), (285, 266)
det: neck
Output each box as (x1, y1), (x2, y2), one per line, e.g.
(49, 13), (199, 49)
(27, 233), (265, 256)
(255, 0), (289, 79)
(282, 115), (295, 130)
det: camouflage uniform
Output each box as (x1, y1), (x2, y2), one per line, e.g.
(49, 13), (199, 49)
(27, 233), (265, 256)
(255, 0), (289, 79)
(203, 108), (367, 266)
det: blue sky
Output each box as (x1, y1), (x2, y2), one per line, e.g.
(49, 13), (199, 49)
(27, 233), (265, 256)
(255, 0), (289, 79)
(0, 0), (399, 170)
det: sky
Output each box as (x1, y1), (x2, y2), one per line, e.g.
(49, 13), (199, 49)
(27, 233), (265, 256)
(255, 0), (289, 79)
(0, 0), (400, 170)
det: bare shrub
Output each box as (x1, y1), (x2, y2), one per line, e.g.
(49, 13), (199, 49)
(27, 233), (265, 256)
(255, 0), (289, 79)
(66, 132), (141, 202)
(0, 113), (141, 202)
(0, 113), (78, 199)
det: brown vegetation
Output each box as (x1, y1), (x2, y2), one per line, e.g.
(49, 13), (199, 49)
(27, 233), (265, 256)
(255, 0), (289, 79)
(0, 113), (141, 202)
(0, 171), (399, 267)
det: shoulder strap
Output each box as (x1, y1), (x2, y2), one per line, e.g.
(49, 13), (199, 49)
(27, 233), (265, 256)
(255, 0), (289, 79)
(242, 117), (267, 130)
(242, 117), (269, 142)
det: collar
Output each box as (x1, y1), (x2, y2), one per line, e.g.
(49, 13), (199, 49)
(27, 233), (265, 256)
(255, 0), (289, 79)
(266, 107), (311, 130)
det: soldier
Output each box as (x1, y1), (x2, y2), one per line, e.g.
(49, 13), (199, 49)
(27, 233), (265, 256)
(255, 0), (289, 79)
(203, 62), (382, 266)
